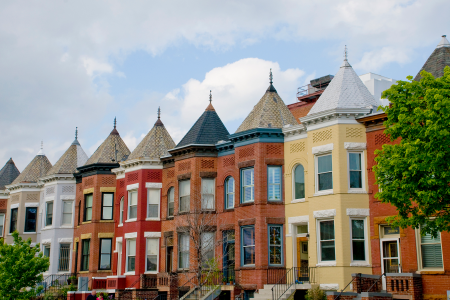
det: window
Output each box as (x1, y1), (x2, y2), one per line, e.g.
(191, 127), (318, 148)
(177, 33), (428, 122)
(128, 190), (138, 220)
(317, 155), (333, 191)
(201, 232), (215, 266)
(201, 178), (215, 210)
(419, 227), (443, 269)
(147, 189), (160, 219)
(146, 239), (159, 272)
(101, 193), (114, 220)
(46, 202), (53, 226)
(167, 187), (174, 217)
(58, 244), (71, 271)
(178, 233), (189, 269)
(225, 177), (235, 209)
(62, 201), (73, 226)
(24, 207), (37, 232)
(0, 214), (4, 237)
(81, 239), (90, 271)
(44, 245), (51, 270)
(77, 201), (81, 225)
(241, 226), (255, 266)
(119, 197), (124, 224)
(179, 180), (190, 213)
(319, 220), (335, 261)
(99, 238), (112, 270)
(84, 194), (93, 222)
(241, 168), (254, 203)
(268, 225), (283, 265)
(349, 152), (363, 189)
(10, 208), (18, 233)
(127, 239), (136, 272)
(293, 165), (305, 199)
(268, 166), (282, 201)
(351, 219), (366, 261)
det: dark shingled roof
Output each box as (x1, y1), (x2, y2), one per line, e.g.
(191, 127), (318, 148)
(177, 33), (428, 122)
(0, 158), (20, 190)
(176, 103), (229, 148)
(415, 35), (450, 81)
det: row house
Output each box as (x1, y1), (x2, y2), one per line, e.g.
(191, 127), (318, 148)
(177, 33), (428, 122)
(0, 159), (20, 238)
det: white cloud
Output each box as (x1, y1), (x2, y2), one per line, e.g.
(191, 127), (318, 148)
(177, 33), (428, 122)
(81, 56), (113, 76)
(354, 47), (412, 72)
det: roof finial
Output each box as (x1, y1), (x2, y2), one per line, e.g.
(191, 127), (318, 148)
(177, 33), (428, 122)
(37, 141), (44, 155)
(157, 106), (161, 119)
(41, 141), (43, 150)
(269, 68), (273, 85)
(75, 127), (78, 140)
(344, 45), (348, 61)
(209, 90), (212, 104)
(114, 117), (117, 129)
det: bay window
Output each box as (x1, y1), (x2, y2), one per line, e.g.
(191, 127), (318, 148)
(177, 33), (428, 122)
(179, 180), (190, 213)
(201, 178), (215, 210)
(268, 166), (282, 201)
(178, 233), (189, 269)
(319, 220), (335, 261)
(241, 226), (255, 266)
(128, 190), (138, 220)
(146, 238), (159, 272)
(147, 189), (160, 219)
(317, 155), (333, 191)
(268, 225), (283, 265)
(241, 168), (254, 203)
(101, 193), (114, 220)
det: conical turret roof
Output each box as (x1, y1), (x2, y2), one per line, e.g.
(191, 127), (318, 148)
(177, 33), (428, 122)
(47, 129), (89, 176)
(0, 158), (20, 189)
(85, 119), (131, 165)
(236, 70), (297, 133)
(128, 109), (176, 160)
(11, 146), (52, 185)
(307, 53), (379, 116)
(414, 35), (450, 81)
(176, 92), (230, 148)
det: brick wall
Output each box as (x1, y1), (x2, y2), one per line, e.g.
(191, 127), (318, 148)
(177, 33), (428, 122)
(385, 274), (422, 300)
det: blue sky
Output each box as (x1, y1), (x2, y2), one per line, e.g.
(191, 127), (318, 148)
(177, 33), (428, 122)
(0, 0), (449, 170)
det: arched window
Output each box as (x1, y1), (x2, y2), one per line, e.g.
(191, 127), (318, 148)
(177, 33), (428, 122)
(225, 177), (235, 209)
(294, 164), (305, 199)
(168, 187), (174, 217)
(119, 197), (124, 224)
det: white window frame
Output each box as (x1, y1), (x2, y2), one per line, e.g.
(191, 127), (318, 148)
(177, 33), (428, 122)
(225, 177), (235, 209)
(61, 200), (73, 226)
(316, 219), (336, 265)
(119, 197), (124, 226)
(127, 190), (138, 221)
(43, 244), (51, 271)
(45, 201), (54, 227)
(201, 232), (215, 267)
(146, 188), (161, 221)
(179, 180), (191, 213)
(347, 151), (365, 192)
(125, 239), (136, 275)
(315, 153), (333, 195)
(178, 233), (190, 270)
(241, 168), (254, 203)
(145, 238), (159, 274)
(349, 218), (369, 265)
(415, 227), (444, 271)
(0, 213), (4, 237)
(167, 187), (175, 218)
(292, 164), (306, 202)
(201, 178), (215, 211)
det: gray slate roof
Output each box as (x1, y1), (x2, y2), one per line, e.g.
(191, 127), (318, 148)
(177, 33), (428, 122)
(12, 153), (52, 185)
(46, 137), (88, 176)
(414, 35), (450, 81)
(0, 158), (20, 190)
(85, 126), (131, 165)
(307, 59), (380, 116)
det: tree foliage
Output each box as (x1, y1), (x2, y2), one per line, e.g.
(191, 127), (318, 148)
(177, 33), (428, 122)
(374, 66), (450, 236)
(0, 231), (50, 300)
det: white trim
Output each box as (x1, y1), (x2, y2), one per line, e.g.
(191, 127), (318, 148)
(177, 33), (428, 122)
(315, 153), (333, 195)
(10, 203), (19, 209)
(145, 237), (160, 273)
(316, 262), (337, 267)
(123, 272), (135, 276)
(288, 215), (309, 225)
(126, 183), (139, 191)
(349, 217), (369, 265)
(313, 190), (334, 197)
(45, 196), (55, 201)
(347, 151), (366, 192)
(320, 284), (339, 290)
(346, 208), (370, 217)
(147, 188), (161, 220)
(312, 143), (334, 155)
(25, 202), (39, 207)
(350, 262), (371, 267)
(41, 239), (52, 245)
(125, 232), (137, 239)
(313, 209), (336, 219)
(116, 237), (123, 243)
(125, 218), (137, 223)
(58, 238), (73, 243)
(60, 195), (75, 200)
(144, 232), (162, 238)
(291, 198), (306, 203)
(145, 182), (162, 189)
(22, 232), (37, 235)
(344, 142), (367, 150)
(347, 190), (368, 194)
(145, 217), (161, 221)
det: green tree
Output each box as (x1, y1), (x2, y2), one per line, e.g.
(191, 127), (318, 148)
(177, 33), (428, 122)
(0, 231), (50, 300)
(374, 66), (450, 236)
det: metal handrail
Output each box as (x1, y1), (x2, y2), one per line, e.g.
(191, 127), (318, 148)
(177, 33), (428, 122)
(271, 267), (294, 300)
(334, 274), (360, 300)
(79, 278), (92, 291)
(367, 273), (385, 292)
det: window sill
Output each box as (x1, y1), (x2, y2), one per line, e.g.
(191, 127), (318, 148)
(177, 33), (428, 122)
(144, 271), (158, 274)
(82, 221), (92, 224)
(124, 271), (135, 276)
(347, 190), (367, 194)
(291, 198), (305, 204)
(60, 225), (73, 229)
(125, 219), (137, 223)
(79, 271), (89, 274)
(177, 212), (190, 215)
(313, 190), (333, 197)
(166, 216), (174, 220)
(239, 202), (254, 207)
(224, 208), (235, 212)
(201, 210), (216, 213)
(22, 232), (37, 234)
(239, 265), (255, 270)
(350, 262), (371, 267)
(145, 217), (161, 221)
(99, 220), (114, 223)
(417, 270), (445, 274)
(267, 201), (284, 205)
(118, 224), (123, 227)
(316, 262), (336, 267)
(97, 269), (112, 272)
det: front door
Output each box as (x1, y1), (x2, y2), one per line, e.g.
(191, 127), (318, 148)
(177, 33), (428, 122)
(380, 239), (401, 289)
(296, 238), (309, 282)
(166, 246), (173, 272)
(223, 231), (235, 282)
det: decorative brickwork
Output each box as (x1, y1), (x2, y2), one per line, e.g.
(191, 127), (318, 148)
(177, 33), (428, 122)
(127, 172), (138, 182)
(290, 142), (305, 153)
(385, 274), (422, 300)
(102, 177), (115, 185)
(119, 180), (125, 188)
(0, 200), (6, 209)
(178, 161), (191, 171)
(375, 133), (390, 145)
(266, 144), (282, 155)
(167, 169), (175, 178)
(223, 156), (235, 167)
(313, 129), (332, 143)
(147, 171), (162, 181)
(346, 127), (363, 138)
(201, 159), (215, 169)
(11, 195), (19, 202)
(239, 145), (255, 158)
(84, 177), (94, 187)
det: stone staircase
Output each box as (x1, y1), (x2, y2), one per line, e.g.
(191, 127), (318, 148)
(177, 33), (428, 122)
(251, 283), (312, 300)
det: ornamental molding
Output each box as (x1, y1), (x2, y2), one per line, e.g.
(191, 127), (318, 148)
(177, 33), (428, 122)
(116, 237), (123, 243)
(40, 174), (75, 184)
(282, 124), (307, 142)
(6, 184), (40, 193)
(58, 238), (73, 243)
(312, 143), (333, 155)
(10, 203), (19, 209)
(344, 142), (367, 150)
(300, 108), (372, 132)
(115, 158), (163, 175)
(60, 195), (75, 200)
(313, 209), (336, 219)
(25, 202), (39, 207)
(45, 196), (55, 201)
(288, 215), (309, 225)
(346, 208), (370, 217)
(144, 232), (162, 238)
(145, 182), (162, 189)
(126, 183), (139, 191)
(41, 239), (52, 245)
(125, 232), (137, 239)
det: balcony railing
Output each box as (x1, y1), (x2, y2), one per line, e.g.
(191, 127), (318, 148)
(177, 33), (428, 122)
(297, 83), (328, 98)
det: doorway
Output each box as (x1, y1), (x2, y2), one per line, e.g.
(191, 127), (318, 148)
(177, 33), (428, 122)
(296, 238), (309, 282)
(380, 239), (401, 289)
(166, 236), (174, 272)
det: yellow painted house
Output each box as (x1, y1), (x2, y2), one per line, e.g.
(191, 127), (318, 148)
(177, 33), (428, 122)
(282, 56), (380, 290)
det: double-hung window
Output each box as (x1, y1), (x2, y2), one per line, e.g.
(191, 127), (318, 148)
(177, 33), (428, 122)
(225, 177), (235, 209)
(46, 202), (53, 226)
(293, 164), (305, 200)
(349, 152), (363, 189)
(179, 180), (190, 213)
(351, 219), (366, 261)
(268, 225), (283, 266)
(241, 226), (255, 266)
(119, 197), (124, 224)
(201, 178), (215, 210)
(419, 227), (443, 269)
(44, 245), (51, 270)
(146, 239), (159, 272)
(62, 201), (73, 226)
(178, 233), (189, 269)
(0, 214), (4, 237)
(24, 207), (37, 232)
(317, 155), (332, 191)
(101, 193), (114, 220)
(319, 220), (335, 261)
(167, 187), (174, 217)
(268, 166), (282, 201)
(241, 168), (254, 203)
(99, 238), (112, 270)
(147, 189), (160, 219)
(201, 232), (215, 267)
(128, 190), (138, 220)
(84, 194), (93, 222)
(81, 239), (90, 271)
(10, 208), (18, 233)
(127, 239), (136, 272)
(58, 244), (71, 272)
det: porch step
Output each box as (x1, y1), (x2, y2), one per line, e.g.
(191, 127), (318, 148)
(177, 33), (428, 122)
(250, 283), (312, 300)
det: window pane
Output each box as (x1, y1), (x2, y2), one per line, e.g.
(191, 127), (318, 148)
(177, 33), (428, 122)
(294, 165), (305, 199)
(130, 191), (138, 206)
(58, 244), (70, 271)
(10, 209), (18, 232)
(120, 198), (124, 223)
(349, 153), (362, 170)
(86, 207), (92, 221)
(320, 221), (335, 240)
(352, 220), (365, 239)
(147, 255), (157, 271)
(269, 226), (282, 265)
(243, 169), (254, 186)
(100, 254), (111, 270)
(352, 241), (365, 261)
(350, 171), (362, 188)
(269, 226), (282, 245)
(0, 214), (4, 237)
(422, 244), (443, 268)
(243, 247), (255, 265)
(244, 187), (254, 202)
(130, 206), (137, 219)
(147, 239), (159, 255)
(168, 187), (174, 203)
(128, 240), (136, 256)
(86, 195), (93, 208)
(318, 155), (332, 173)
(270, 246), (282, 265)
(103, 207), (113, 220)
(269, 167), (281, 184)
(101, 239), (112, 253)
(148, 189), (160, 205)
(128, 257), (135, 271)
(63, 201), (72, 213)
(227, 177), (234, 193)
(148, 204), (159, 218)
(269, 184), (281, 201)
(25, 207), (37, 232)
(168, 187), (174, 217)
(103, 193), (113, 206)
(321, 241), (335, 261)
(242, 228), (254, 246)
(179, 180), (190, 197)
(318, 173), (333, 191)
(180, 196), (190, 212)
(47, 202), (53, 225)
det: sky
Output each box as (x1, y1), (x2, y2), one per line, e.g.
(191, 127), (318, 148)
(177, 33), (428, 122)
(1, 0), (449, 171)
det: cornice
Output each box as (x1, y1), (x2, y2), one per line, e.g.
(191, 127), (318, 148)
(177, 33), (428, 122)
(228, 128), (284, 149)
(166, 144), (218, 161)
(300, 108), (372, 131)
(6, 182), (40, 192)
(40, 173), (75, 184)
(112, 158), (163, 175)
(282, 124), (307, 142)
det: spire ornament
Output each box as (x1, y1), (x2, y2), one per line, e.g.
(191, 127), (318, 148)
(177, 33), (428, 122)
(157, 107), (161, 119)
(114, 117), (117, 129)
(344, 45), (348, 61)
(266, 68), (277, 93)
(75, 127), (78, 140)
(209, 90), (212, 104)
(269, 68), (273, 85)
